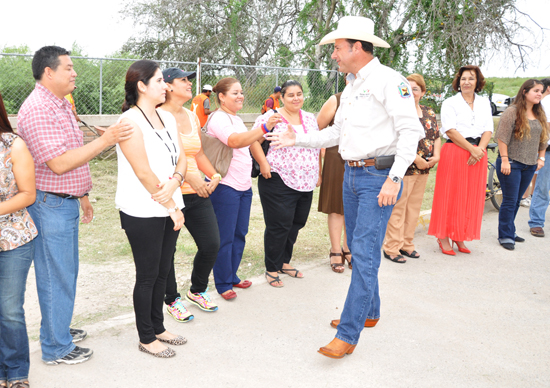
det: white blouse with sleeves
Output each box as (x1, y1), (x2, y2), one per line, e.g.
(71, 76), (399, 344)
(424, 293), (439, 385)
(440, 93), (493, 140)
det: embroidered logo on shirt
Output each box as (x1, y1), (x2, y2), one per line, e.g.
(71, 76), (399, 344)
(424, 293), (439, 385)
(359, 89), (371, 98)
(398, 83), (411, 98)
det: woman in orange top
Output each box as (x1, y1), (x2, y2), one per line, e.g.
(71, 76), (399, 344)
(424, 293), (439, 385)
(158, 68), (226, 322)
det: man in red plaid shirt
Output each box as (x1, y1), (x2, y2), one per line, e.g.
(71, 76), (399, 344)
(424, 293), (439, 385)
(17, 46), (133, 365)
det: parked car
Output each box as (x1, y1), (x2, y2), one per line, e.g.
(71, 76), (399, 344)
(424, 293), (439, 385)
(490, 93), (510, 116)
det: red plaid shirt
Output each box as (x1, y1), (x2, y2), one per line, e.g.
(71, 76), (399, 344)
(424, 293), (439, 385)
(17, 83), (92, 196)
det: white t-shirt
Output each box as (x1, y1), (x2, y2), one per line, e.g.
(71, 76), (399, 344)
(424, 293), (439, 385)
(440, 93), (494, 139)
(541, 95), (550, 145)
(115, 108), (184, 217)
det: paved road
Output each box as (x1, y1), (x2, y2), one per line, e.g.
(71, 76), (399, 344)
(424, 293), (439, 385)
(27, 204), (550, 388)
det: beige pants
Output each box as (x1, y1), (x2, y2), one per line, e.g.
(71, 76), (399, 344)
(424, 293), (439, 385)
(383, 174), (430, 256)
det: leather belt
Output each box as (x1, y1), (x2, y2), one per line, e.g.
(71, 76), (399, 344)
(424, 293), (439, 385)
(446, 137), (481, 146)
(346, 159), (375, 167)
(44, 191), (83, 199)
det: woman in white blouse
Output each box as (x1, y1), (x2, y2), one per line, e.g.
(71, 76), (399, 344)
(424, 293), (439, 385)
(116, 60), (186, 358)
(428, 65), (494, 255)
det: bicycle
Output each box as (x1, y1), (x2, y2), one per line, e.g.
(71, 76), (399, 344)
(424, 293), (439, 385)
(486, 142), (502, 210)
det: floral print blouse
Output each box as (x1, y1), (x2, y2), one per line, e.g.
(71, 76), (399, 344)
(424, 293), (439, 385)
(253, 110), (320, 191)
(0, 133), (38, 251)
(406, 105), (439, 176)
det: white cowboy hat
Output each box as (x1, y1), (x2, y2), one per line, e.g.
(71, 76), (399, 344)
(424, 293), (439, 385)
(319, 16), (390, 48)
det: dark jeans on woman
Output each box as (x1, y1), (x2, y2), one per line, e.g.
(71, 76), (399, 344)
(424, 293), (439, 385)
(165, 194), (220, 305)
(496, 157), (537, 245)
(0, 240), (33, 383)
(210, 184), (253, 294)
(258, 173), (313, 272)
(120, 212), (180, 344)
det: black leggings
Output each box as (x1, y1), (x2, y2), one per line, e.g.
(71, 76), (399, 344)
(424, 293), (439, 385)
(120, 212), (180, 344)
(258, 173), (313, 272)
(165, 194), (220, 304)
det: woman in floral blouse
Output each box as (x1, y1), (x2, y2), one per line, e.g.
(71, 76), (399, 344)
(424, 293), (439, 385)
(383, 74), (441, 263)
(253, 80), (320, 287)
(0, 92), (37, 388)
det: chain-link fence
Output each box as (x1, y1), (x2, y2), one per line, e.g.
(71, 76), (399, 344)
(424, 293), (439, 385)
(0, 53), (341, 115)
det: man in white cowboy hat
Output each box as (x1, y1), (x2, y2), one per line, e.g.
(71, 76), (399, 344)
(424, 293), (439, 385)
(267, 16), (424, 358)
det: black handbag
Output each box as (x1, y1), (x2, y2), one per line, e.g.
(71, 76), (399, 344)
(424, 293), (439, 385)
(251, 138), (271, 178)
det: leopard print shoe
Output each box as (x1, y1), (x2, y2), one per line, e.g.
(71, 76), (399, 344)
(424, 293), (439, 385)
(156, 335), (187, 346)
(138, 343), (176, 358)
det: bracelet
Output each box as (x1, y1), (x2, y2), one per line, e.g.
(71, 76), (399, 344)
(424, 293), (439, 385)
(170, 176), (183, 185)
(500, 155), (508, 158)
(211, 173), (222, 181)
(261, 123), (270, 134)
(173, 171), (184, 184)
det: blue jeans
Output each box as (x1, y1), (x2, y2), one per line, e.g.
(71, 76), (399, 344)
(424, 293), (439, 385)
(337, 165), (401, 345)
(496, 158), (537, 244)
(210, 184), (253, 294)
(529, 150), (550, 228)
(0, 240), (34, 382)
(27, 190), (80, 362)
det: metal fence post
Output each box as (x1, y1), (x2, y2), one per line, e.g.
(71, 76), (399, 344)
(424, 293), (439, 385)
(275, 68), (278, 88)
(335, 71), (338, 94)
(99, 59), (103, 115)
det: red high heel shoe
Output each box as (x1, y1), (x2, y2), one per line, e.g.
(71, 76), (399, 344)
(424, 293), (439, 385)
(437, 239), (456, 256)
(452, 241), (471, 254)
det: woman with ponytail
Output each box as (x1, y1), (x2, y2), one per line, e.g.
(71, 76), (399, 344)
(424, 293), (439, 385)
(206, 77), (271, 300)
(495, 79), (548, 250)
(116, 60), (187, 358)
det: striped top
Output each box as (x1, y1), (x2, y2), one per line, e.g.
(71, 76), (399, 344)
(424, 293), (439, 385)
(177, 108), (202, 195)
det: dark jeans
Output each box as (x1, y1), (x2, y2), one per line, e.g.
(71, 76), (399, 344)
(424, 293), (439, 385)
(496, 157), (537, 244)
(0, 240), (33, 382)
(165, 194), (220, 304)
(120, 212), (180, 344)
(258, 173), (313, 272)
(210, 184), (253, 294)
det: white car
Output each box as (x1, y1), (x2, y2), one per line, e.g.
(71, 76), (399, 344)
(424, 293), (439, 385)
(490, 93), (510, 116)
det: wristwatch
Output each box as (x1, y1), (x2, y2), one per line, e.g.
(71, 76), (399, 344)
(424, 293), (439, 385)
(539, 156), (546, 162)
(389, 174), (402, 184)
(167, 206), (179, 214)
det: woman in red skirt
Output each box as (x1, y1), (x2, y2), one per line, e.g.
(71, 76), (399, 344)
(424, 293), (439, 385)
(428, 65), (494, 255)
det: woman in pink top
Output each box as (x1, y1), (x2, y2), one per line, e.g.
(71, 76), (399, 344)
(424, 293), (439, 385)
(159, 68), (222, 321)
(206, 77), (278, 300)
(253, 80), (320, 287)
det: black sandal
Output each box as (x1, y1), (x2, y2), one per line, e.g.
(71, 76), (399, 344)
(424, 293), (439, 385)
(278, 268), (303, 278)
(265, 272), (284, 287)
(383, 250), (406, 264)
(342, 249), (352, 269)
(399, 249), (420, 259)
(329, 252), (345, 273)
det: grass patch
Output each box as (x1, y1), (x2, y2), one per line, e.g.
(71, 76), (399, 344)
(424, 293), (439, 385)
(487, 76), (548, 98)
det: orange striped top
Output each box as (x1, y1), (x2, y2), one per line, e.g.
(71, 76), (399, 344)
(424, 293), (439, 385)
(179, 108), (203, 195)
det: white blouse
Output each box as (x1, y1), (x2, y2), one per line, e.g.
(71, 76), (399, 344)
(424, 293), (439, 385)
(440, 93), (493, 139)
(541, 96), (550, 146)
(115, 108), (185, 218)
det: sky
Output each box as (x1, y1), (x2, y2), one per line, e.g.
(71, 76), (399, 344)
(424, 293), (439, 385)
(1, 0), (548, 77)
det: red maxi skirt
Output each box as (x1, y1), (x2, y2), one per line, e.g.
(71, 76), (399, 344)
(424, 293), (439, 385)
(428, 142), (488, 241)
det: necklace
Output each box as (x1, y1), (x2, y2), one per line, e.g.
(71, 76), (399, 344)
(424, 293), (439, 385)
(136, 105), (177, 166)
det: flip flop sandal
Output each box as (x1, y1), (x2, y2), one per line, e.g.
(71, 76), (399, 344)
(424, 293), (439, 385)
(265, 272), (284, 287)
(383, 251), (406, 264)
(11, 382), (30, 388)
(399, 249), (420, 259)
(278, 268), (303, 278)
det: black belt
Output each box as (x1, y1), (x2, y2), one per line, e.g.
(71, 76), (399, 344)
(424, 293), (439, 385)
(446, 137), (481, 146)
(44, 191), (85, 199)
